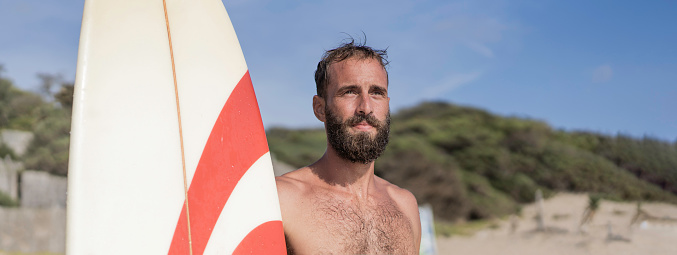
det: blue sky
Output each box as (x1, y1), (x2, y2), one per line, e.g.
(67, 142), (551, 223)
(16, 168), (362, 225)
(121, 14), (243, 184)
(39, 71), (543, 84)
(1, 0), (675, 141)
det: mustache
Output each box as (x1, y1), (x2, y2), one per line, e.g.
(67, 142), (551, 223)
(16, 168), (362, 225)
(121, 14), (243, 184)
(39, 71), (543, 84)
(345, 113), (382, 128)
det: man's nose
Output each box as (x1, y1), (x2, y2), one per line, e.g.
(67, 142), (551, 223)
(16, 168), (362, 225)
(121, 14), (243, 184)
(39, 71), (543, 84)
(356, 93), (373, 115)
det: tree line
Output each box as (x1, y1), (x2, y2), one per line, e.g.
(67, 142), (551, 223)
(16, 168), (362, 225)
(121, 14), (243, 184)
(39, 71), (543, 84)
(0, 65), (72, 176)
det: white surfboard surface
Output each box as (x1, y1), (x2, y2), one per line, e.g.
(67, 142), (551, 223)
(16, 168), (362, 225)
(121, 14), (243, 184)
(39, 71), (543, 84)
(66, 0), (285, 254)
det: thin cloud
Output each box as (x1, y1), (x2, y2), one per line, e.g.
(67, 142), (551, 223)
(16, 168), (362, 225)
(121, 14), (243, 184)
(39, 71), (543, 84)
(419, 71), (482, 100)
(222, 0), (518, 127)
(592, 64), (613, 83)
(466, 42), (495, 58)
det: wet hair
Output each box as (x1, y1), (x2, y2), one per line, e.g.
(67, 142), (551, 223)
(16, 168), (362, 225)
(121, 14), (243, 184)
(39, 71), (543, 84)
(314, 38), (389, 98)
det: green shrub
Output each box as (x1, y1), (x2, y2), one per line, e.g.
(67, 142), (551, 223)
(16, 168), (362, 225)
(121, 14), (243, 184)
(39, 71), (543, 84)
(0, 191), (18, 207)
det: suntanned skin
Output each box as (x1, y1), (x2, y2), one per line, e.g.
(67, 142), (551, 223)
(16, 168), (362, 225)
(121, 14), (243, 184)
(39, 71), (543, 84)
(276, 58), (422, 254)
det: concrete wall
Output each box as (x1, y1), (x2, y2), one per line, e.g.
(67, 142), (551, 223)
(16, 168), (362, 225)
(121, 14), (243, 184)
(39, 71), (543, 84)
(0, 155), (21, 200)
(0, 170), (66, 254)
(0, 130), (65, 253)
(0, 129), (32, 201)
(0, 206), (66, 253)
(20, 170), (67, 208)
(0, 129), (34, 157)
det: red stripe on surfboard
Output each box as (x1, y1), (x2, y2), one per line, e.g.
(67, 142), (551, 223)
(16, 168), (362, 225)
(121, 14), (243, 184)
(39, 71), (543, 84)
(232, 221), (286, 254)
(168, 71), (283, 254)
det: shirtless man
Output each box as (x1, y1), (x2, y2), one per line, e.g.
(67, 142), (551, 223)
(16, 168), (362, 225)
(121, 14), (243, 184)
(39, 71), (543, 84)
(276, 41), (421, 254)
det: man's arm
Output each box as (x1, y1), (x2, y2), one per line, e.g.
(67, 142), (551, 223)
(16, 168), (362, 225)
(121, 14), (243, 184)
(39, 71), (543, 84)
(275, 174), (306, 254)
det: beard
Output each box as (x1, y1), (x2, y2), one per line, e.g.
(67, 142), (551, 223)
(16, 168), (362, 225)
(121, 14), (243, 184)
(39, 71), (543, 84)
(324, 107), (390, 164)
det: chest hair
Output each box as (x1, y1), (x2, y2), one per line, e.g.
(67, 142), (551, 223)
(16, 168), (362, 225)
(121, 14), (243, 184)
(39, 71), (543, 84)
(311, 196), (414, 254)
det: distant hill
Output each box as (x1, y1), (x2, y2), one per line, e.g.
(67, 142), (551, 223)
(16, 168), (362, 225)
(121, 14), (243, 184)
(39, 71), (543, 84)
(267, 102), (677, 221)
(2, 67), (676, 222)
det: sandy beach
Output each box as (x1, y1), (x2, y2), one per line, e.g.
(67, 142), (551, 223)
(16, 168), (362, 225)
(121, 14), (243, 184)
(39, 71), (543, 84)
(436, 193), (677, 255)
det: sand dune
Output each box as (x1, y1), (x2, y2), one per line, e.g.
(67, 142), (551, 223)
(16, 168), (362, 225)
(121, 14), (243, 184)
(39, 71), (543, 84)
(437, 193), (677, 255)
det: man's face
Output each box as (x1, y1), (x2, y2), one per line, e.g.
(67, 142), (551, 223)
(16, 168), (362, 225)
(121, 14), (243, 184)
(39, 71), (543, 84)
(321, 57), (390, 163)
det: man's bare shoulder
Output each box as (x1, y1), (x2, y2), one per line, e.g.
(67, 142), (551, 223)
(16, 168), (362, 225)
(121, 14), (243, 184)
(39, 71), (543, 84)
(275, 167), (313, 197)
(375, 176), (418, 208)
(375, 176), (422, 248)
(275, 167), (324, 211)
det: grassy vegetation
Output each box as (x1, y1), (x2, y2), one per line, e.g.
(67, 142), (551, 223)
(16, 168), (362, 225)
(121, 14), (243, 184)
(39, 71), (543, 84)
(267, 102), (677, 222)
(267, 128), (326, 168)
(434, 219), (501, 237)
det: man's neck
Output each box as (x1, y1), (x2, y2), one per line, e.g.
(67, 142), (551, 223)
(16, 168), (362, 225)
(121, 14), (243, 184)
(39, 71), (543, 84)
(310, 146), (376, 199)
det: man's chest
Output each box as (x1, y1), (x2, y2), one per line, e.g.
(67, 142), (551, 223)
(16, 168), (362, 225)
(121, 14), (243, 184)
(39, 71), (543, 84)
(291, 197), (415, 254)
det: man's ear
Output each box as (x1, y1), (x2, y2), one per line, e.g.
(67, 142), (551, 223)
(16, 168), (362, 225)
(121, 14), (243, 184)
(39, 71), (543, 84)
(313, 95), (326, 122)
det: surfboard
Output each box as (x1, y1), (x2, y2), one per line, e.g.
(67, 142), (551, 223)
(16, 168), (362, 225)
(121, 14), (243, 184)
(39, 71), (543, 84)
(66, 0), (286, 254)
